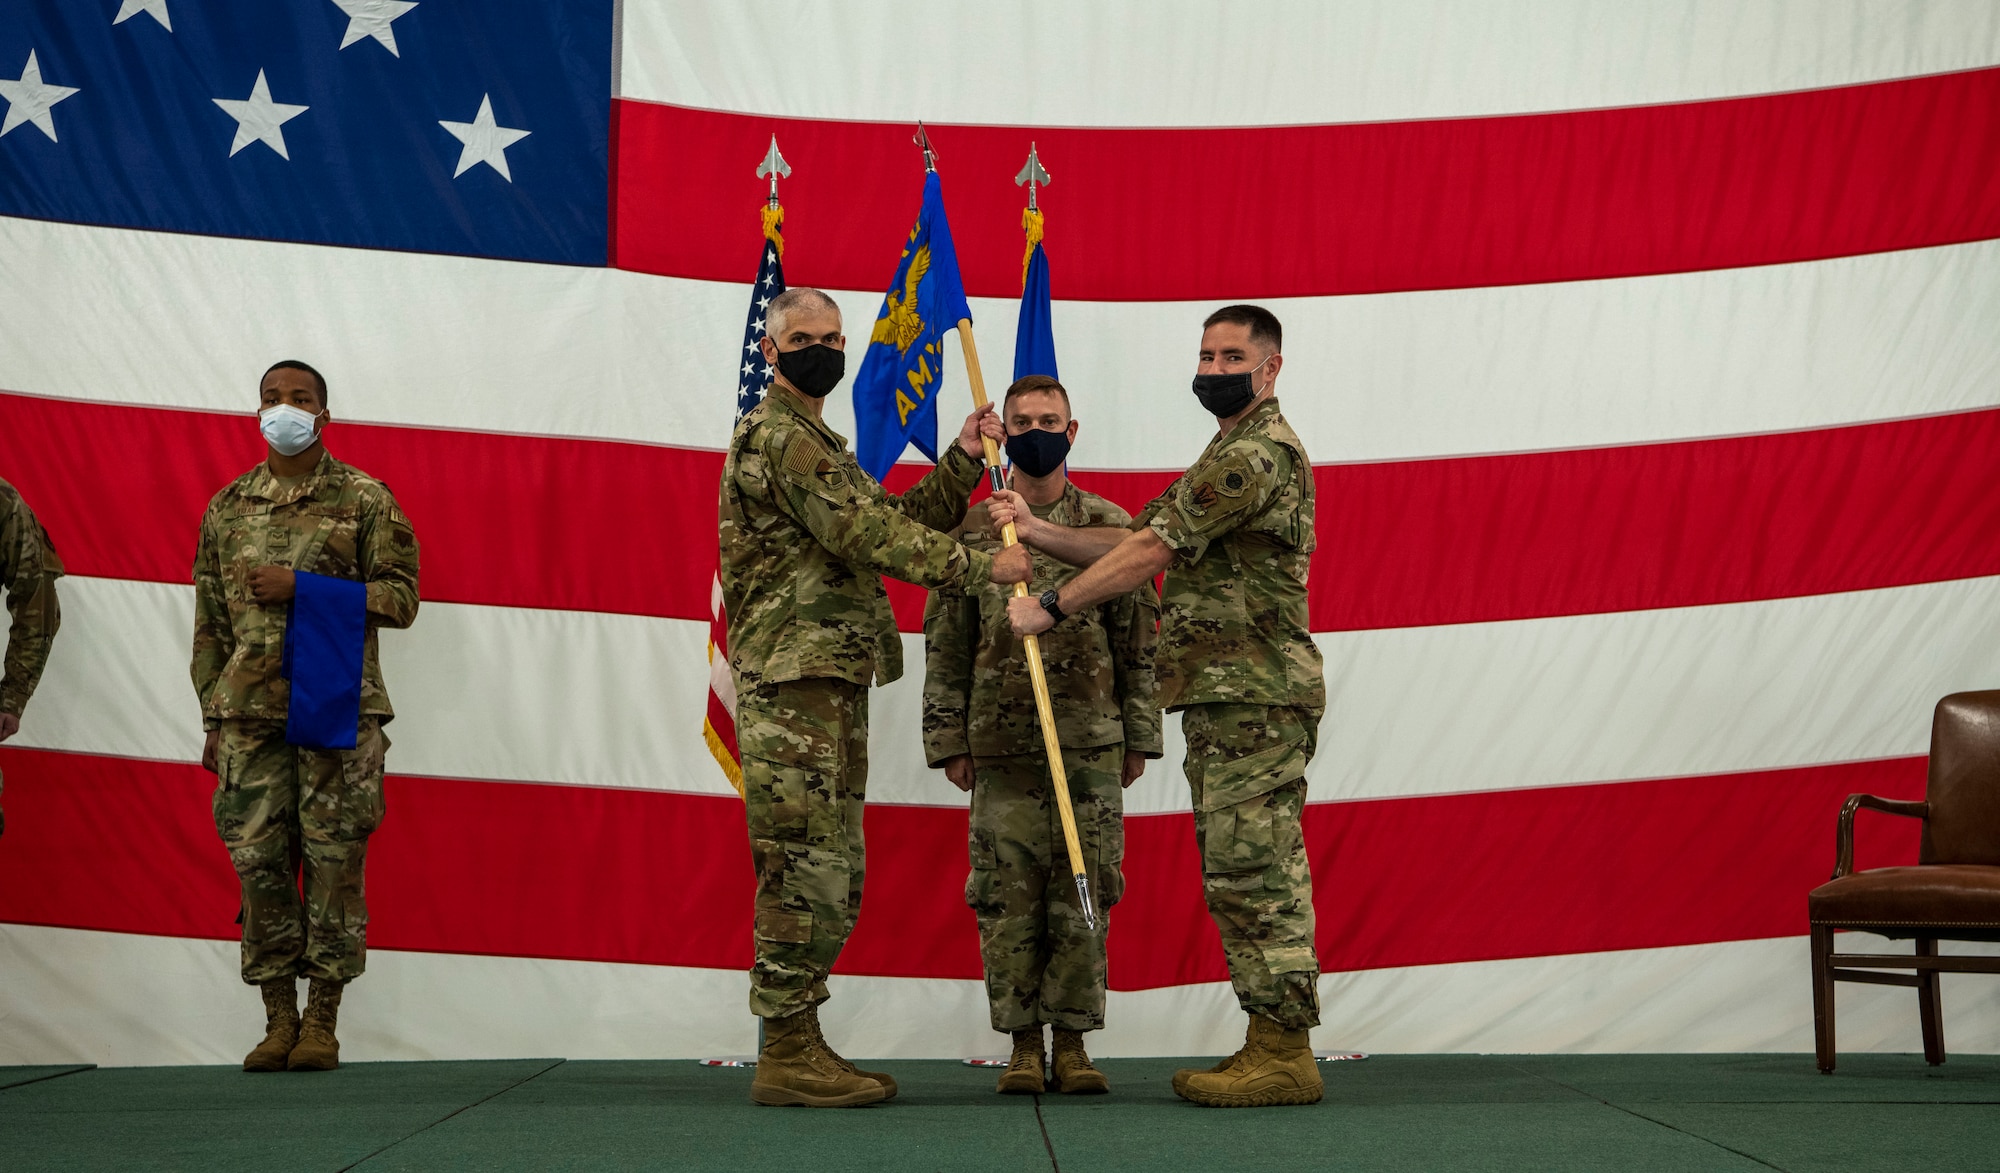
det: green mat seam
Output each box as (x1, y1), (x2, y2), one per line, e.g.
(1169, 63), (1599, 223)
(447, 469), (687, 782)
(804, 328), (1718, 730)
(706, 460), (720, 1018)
(0, 1065), (96, 1093)
(1501, 1061), (1794, 1172)
(1030, 1094), (1061, 1172)
(339, 1058), (568, 1171)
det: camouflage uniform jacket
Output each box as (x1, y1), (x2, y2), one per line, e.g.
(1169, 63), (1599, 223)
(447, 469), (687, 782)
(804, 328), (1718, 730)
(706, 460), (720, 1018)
(922, 483), (1163, 765)
(1136, 397), (1324, 712)
(191, 451), (420, 729)
(0, 478), (64, 717)
(720, 383), (993, 690)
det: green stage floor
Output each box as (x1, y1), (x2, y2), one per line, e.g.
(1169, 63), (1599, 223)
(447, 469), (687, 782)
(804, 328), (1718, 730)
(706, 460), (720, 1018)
(4, 1054), (1998, 1172)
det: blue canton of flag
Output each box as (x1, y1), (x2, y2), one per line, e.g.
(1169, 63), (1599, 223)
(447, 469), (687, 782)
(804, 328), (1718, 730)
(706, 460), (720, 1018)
(0, 1), (611, 265)
(853, 171), (972, 482)
(737, 232), (786, 419)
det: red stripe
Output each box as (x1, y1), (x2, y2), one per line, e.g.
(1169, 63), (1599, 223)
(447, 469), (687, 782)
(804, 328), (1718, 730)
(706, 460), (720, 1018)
(612, 69), (2000, 301)
(704, 691), (739, 764)
(1309, 408), (2000, 630)
(0, 747), (1924, 986)
(7, 393), (1998, 631)
(0, 393), (724, 621)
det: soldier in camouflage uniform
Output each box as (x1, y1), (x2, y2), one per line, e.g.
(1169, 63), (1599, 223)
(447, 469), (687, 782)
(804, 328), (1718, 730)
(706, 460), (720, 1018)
(0, 478), (65, 838)
(1002, 305), (1326, 1108)
(191, 360), (420, 1074)
(720, 288), (1031, 1108)
(923, 375), (1161, 1096)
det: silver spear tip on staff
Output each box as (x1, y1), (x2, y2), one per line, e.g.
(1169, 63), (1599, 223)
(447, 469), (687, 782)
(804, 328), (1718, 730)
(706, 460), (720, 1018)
(1015, 142), (1051, 211)
(1074, 872), (1097, 932)
(756, 134), (791, 208)
(914, 121), (938, 173)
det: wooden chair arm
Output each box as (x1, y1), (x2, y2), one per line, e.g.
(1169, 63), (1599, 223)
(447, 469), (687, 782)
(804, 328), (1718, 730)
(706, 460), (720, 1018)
(1833, 794), (1929, 879)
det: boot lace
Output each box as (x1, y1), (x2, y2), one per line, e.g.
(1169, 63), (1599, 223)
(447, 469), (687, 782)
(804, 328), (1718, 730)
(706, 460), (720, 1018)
(1008, 1038), (1044, 1074)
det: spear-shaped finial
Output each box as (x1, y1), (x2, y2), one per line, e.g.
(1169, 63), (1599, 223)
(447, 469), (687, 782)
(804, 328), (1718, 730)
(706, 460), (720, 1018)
(1015, 142), (1051, 211)
(756, 134), (791, 209)
(914, 121), (938, 173)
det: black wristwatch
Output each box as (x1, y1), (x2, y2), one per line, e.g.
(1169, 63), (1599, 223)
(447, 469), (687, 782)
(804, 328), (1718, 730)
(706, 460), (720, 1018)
(1038, 588), (1067, 625)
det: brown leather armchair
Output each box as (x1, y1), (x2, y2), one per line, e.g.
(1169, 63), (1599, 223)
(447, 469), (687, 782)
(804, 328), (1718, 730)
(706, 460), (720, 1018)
(1808, 690), (2000, 1073)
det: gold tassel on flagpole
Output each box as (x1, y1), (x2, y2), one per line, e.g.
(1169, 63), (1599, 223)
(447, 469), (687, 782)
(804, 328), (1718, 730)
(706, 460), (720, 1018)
(1020, 207), (1043, 289)
(761, 202), (785, 258)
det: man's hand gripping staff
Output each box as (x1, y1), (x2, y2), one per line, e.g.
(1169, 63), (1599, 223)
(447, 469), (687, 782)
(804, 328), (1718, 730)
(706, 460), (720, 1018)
(953, 316), (1101, 932)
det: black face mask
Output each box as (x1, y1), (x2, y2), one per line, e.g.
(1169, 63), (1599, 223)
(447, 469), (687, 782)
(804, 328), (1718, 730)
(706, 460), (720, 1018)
(775, 343), (846, 398)
(1005, 427), (1071, 478)
(1190, 355), (1275, 418)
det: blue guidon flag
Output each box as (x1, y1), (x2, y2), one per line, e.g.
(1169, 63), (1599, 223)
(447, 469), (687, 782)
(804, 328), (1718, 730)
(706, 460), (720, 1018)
(852, 170), (973, 481)
(1014, 211), (1058, 381)
(0, 1), (611, 265)
(281, 571), (367, 750)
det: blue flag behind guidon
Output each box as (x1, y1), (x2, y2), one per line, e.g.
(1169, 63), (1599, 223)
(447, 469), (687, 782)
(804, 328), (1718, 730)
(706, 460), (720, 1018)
(280, 571), (367, 750)
(1014, 230), (1058, 381)
(853, 171), (972, 481)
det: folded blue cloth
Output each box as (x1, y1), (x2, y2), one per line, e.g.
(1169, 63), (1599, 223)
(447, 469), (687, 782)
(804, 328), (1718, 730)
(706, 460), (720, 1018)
(280, 571), (367, 750)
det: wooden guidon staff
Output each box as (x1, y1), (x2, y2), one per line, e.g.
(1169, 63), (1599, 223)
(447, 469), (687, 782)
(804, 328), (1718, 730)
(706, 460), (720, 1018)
(954, 317), (1097, 932)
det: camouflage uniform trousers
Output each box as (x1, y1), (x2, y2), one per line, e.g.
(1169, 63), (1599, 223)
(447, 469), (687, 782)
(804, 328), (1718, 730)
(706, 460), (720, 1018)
(967, 741), (1126, 1033)
(739, 677), (869, 1020)
(1182, 702), (1322, 1030)
(212, 717), (388, 985)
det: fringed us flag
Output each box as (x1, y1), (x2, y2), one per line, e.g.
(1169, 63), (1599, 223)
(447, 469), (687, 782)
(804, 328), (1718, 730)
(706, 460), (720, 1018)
(704, 201), (786, 795)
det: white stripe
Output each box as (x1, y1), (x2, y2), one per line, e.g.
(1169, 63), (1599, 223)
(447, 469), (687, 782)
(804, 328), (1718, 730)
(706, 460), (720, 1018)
(6, 924), (1997, 1063)
(1313, 574), (2000, 804)
(19, 575), (1997, 812)
(5, 217), (2000, 468)
(620, 1), (2000, 125)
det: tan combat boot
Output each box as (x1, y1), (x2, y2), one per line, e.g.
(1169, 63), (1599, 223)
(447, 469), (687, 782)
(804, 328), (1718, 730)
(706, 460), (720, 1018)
(749, 1011), (888, 1108)
(242, 979), (299, 1072)
(995, 1028), (1046, 1095)
(1171, 1019), (1254, 1098)
(1177, 1014), (1322, 1107)
(1049, 1029), (1109, 1095)
(801, 1004), (897, 1100)
(286, 979), (344, 1072)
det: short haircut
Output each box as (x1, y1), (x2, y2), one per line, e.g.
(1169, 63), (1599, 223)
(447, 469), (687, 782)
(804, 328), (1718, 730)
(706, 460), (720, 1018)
(1002, 373), (1071, 415)
(766, 287), (841, 339)
(1201, 304), (1282, 355)
(263, 359), (328, 408)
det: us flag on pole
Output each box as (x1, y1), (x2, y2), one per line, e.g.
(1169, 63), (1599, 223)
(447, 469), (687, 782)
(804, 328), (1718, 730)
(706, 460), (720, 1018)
(704, 208), (786, 794)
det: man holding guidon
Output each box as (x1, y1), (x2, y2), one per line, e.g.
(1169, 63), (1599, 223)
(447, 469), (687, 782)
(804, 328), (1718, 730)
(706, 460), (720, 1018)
(1001, 305), (1326, 1108)
(719, 287), (1032, 1108)
(923, 374), (1161, 1096)
(192, 360), (421, 1074)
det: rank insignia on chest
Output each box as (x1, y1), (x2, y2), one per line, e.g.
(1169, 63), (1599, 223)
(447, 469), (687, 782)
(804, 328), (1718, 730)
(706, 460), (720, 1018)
(1185, 482), (1219, 513)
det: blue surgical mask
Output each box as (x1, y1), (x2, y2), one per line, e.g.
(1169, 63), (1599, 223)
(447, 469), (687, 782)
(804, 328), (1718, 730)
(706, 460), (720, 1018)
(259, 404), (321, 456)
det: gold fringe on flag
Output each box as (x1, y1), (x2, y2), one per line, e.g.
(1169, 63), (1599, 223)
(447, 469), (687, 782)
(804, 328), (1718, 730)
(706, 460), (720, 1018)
(1020, 207), (1044, 289)
(703, 717), (745, 797)
(762, 202), (786, 258)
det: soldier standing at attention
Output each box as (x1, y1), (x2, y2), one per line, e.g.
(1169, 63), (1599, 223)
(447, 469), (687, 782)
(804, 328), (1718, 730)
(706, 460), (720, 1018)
(720, 287), (1032, 1108)
(923, 375), (1161, 1096)
(0, 477), (64, 836)
(191, 360), (420, 1074)
(999, 305), (1326, 1108)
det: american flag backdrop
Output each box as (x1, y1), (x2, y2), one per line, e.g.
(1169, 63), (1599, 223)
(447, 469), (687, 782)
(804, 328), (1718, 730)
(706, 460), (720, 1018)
(4, 2), (2000, 1063)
